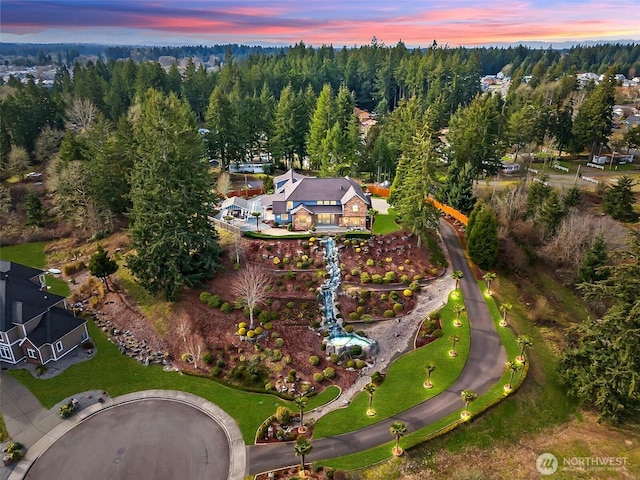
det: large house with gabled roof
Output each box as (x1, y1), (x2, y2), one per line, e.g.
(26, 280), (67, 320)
(0, 260), (89, 365)
(263, 170), (372, 231)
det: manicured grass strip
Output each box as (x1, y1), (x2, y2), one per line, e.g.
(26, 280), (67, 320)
(307, 385), (341, 409)
(0, 242), (71, 297)
(371, 208), (401, 235)
(0, 242), (47, 268)
(7, 321), (335, 445)
(313, 290), (469, 437)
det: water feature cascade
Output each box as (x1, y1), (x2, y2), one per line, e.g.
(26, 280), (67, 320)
(318, 236), (378, 359)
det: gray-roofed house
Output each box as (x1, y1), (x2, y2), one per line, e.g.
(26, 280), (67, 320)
(266, 169), (372, 231)
(0, 260), (89, 365)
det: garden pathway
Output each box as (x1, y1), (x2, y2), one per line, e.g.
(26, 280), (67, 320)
(246, 218), (507, 475)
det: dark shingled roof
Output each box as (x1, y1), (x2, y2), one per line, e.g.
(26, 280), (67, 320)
(0, 261), (83, 344)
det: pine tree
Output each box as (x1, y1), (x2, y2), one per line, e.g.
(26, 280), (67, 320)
(578, 234), (609, 283)
(128, 89), (221, 300)
(307, 84), (334, 170)
(89, 245), (119, 292)
(467, 206), (499, 270)
(24, 191), (47, 227)
(603, 176), (636, 222)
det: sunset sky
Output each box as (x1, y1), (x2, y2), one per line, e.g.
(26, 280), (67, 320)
(2, 0), (639, 47)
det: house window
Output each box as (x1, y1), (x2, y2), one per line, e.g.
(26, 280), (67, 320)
(352, 204), (359, 212)
(317, 200), (324, 205)
(56, 341), (64, 352)
(286, 201), (293, 210)
(27, 348), (37, 359)
(330, 201), (337, 205)
(0, 345), (11, 360)
(281, 214), (289, 221)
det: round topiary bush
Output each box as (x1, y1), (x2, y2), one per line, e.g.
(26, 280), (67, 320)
(356, 306), (364, 315)
(238, 327), (247, 336)
(348, 312), (360, 321)
(366, 258), (374, 266)
(275, 406), (291, 424)
(246, 330), (255, 339)
(330, 353), (340, 364)
(356, 360), (366, 369)
(393, 303), (404, 312)
(371, 370), (384, 385)
(384, 309), (395, 318)
(264, 322), (273, 330)
(313, 372), (325, 383)
(220, 302), (233, 313)
(409, 281), (421, 292)
(254, 326), (263, 335)
(309, 355), (320, 366)
(272, 349), (283, 361)
(274, 337), (285, 348)
(344, 325), (354, 333)
(323, 367), (336, 379)
(403, 289), (413, 297)
(380, 293), (388, 301)
(350, 345), (363, 357)
(202, 351), (214, 365)
(346, 359), (356, 368)
(238, 322), (247, 329)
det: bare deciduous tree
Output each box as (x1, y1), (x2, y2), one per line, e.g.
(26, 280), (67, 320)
(67, 98), (98, 132)
(216, 171), (232, 199)
(175, 317), (204, 370)
(8, 147), (29, 180)
(231, 263), (271, 330)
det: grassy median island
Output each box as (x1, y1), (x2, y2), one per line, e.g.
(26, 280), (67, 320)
(314, 290), (470, 438)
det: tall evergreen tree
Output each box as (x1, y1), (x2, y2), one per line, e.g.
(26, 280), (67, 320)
(128, 89), (221, 300)
(578, 234), (610, 283)
(24, 191), (47, 227)
(602, 176), (636, 222)
(467, 205), (499, 270)
(89, 245), (119, 292)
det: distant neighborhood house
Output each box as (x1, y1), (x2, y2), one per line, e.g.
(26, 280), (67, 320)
(0, 260), (88, 365)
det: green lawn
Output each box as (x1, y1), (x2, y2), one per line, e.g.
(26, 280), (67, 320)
(8, 321), (340, 444)
(372, 209), (402, 235)
(0, 242), (70, 297)
(314, 290), (470, 437)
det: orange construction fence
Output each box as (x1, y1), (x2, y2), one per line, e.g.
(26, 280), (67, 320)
(366, 185), (468, 226)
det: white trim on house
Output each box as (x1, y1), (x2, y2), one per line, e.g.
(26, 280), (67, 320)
(0, 344), (13, 361)
(26, 348), (37, 359)
(55, 340), (63, 352)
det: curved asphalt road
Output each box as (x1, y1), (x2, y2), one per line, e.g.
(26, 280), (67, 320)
(246, 218), (507, 475)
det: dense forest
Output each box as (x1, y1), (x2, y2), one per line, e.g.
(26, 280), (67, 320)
(1, 41), (639, 421)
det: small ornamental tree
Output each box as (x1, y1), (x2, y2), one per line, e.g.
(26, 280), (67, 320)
(516, 335), (533, 363)
(453, 304), (465, 327)
(460, 389), (477, 417)
(295, 396), (309, 434)
(424, 362), (436, 388)
(449, 335), (461, 357)
(505, 361), (520, 391)
(294, 436), (313, 477)
(231, 263), (271, 330)
(499, 303), (512, 327)
(451, 270), (464, 290)
(483, 272), (497, 295)
(251, 211), (262, 232)
(390, 421), (407, 456)
(363, 382), (377, 416)
(88, 245), (119, 292)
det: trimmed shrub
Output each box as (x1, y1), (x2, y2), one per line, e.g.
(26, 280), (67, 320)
(275, 406), (291, 424)
(313, 372), (325, 383)
(309, 355), (320, 366)
(237, 327), (247, 336)
(274, 338), (285, 348)
(356, 306), (364, 315)
(344, 325), (354, 333)
(366, 258), (375, 267)
(350, 345), (362, 357)
(409, 281), (421, 292)
(348, 312), (359, 321)
(211, 366), (222, 377)
(202, 351), (214, 365)
(356, 360), (366, 369)
(393, 303), (403, 313)
(254, 326), (263, 335)
(400, 274), (410, 284)
(265, 382), (275, 391)
(432, 328), (443, 338)
(346, 359), (356, 368)
(273, 257), (281, 265)
(220, 302), (233, 313)
(360, 272), (371, 284)
(371, 371), (384, 385)
(429, 311), (441, 320)
(263, 322), (273, 330)
(272, 349), (283, 361)
(380, 293), (388, 301)
(330, 353), (340, 364)
(372, 274), (383, 284)
(384, 309), (395, 318)
(323, 367), (336, 379)
(403, 289), (413, 297)
(246, 330), (255, 339)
